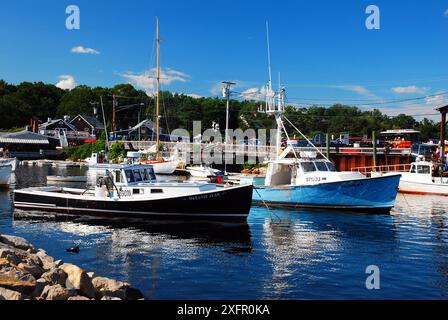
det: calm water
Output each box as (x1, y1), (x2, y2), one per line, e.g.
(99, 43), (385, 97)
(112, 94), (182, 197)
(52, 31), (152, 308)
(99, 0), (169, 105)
(1, 165), (448, 299)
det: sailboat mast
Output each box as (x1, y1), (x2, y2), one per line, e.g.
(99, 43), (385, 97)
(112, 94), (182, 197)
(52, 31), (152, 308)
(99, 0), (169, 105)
(156, 16), (161, 158)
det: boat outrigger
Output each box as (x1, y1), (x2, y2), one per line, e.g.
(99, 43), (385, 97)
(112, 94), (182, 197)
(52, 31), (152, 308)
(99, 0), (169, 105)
(14, 164), (253, 222)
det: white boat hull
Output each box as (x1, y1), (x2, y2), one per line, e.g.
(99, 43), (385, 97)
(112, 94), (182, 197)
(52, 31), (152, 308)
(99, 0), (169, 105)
(150, 161), (178, 175)
(398, 180), (448, 196)
(0, 159), (18, 172)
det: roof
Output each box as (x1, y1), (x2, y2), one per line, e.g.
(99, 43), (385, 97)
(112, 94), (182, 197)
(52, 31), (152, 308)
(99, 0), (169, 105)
(436, 105), (448, 113)
(130, 119), (157, 132)
(71, 115), (105, 130)
(39, 119), (76, 131)
(0, 131), (51, 145)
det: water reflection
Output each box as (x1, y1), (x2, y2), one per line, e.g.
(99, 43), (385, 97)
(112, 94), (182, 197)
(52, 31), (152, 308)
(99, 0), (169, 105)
(2, 166), (448, 298)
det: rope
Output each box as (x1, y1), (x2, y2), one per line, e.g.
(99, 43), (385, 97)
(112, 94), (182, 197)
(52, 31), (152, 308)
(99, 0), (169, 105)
(254, 187), (281, 222)
(283, 115), (331, 162)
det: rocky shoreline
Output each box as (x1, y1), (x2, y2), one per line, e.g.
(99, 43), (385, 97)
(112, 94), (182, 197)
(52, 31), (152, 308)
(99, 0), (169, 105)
(0, 234), (144, 300)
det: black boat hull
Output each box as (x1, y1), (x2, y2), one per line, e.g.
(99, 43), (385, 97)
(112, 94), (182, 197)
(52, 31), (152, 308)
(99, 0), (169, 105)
(14, 185), (253, 222)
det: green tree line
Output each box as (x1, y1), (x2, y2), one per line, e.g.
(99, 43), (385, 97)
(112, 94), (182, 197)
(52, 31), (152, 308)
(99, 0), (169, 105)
(0, 79), (441, 141)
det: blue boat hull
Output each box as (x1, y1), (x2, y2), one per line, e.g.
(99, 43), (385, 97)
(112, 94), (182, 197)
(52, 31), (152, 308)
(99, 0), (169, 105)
(253, 175), (401, 213)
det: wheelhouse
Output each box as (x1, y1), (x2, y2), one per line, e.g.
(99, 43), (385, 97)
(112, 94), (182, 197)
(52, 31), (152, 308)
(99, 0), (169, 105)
(265, 160), (336, 187)
(105, 165), (157, 186)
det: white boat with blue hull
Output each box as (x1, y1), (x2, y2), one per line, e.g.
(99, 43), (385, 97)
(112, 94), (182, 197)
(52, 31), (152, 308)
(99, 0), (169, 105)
(253, 158), (400, 213)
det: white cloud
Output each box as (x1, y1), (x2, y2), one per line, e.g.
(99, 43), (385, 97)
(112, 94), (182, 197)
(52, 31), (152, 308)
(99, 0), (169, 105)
(392, 85), (428, 94)
(56, 75), (77, 90)
(444, 9), (448, 17)
(240, 86), (274, 101)
(71, 46), (100, 55)
(185, 93), (203, 99)
(121, 68), (190, 94)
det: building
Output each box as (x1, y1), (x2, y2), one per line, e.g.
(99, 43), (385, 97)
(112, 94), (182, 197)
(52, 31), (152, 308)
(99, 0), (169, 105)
(70, 115), (105, 139)
(39, 116), (91, 147)
(0, 131), (63, 160)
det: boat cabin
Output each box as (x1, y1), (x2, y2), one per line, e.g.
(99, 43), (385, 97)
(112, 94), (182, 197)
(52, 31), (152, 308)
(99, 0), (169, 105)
(100, 164), (157, 187)
(265, 159), (336, 187)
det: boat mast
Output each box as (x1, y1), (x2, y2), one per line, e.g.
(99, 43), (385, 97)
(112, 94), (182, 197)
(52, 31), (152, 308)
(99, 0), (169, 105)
(156, 16), (161, 159)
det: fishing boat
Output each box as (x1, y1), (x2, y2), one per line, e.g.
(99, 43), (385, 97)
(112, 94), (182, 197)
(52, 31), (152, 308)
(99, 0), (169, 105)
(246, 23), (401, 213)
(14, 164), (253, 222)
(368, 160), (448, 196)
(0, 163), (12, 189)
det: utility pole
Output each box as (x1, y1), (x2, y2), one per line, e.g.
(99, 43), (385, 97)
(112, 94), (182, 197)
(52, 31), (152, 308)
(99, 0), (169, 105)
(222, 81), (236, 145)
(112, 95), (116, 141)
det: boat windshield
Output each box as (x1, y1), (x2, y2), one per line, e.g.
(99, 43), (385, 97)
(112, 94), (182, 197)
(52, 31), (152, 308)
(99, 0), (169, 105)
(125, 170), (135, 183)
(417, 165), (431, 174)
(301, 162), (317, 172)
(326, 162), (336, 172)
(133, 170), (143, 182)
(315, 162), (329, 171)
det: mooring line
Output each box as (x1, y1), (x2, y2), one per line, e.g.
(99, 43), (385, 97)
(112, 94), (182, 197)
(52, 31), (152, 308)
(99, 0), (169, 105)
(254, 187), (281, 223)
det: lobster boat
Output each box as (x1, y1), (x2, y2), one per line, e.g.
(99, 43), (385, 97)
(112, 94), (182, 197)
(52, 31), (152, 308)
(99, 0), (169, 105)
(14, 164), (253, 222)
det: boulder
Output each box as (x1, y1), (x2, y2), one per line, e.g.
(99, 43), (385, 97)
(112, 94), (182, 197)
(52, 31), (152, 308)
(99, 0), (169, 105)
(0, 273), (36, 295)
(68, 296), (91, 301)
(60, 263), (95, 299)
(0, 248), (21, 265)
(31, 278), (48, 298)
(101, 296), (122, 300)
(0, 287), (23, 300)
(17, 262), (45, 279)
(35, 251), (54, 270)
(92, 277), (144, 300)
(0, 235), (34, 251)
(41, 284), (74, 300)
(41, 268), (67, 286)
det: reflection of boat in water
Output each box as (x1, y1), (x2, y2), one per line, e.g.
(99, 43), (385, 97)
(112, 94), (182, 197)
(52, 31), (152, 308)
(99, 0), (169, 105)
(47, 176), (87, 183)
(0, 164), (12, 189)
(14, 164), (253, 222)
(12, 212), (252, 250)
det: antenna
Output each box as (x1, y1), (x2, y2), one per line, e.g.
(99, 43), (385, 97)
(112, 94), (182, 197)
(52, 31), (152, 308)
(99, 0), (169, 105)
(266, 20), (272, 89)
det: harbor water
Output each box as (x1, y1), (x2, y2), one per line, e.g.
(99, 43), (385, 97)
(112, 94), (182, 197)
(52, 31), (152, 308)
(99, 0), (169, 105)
(1, 166), (448, 299)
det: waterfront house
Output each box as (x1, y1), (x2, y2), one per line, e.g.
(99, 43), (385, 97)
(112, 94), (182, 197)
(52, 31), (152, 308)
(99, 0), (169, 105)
(0, 130), (62, 160)
(70, 114), (105, 139)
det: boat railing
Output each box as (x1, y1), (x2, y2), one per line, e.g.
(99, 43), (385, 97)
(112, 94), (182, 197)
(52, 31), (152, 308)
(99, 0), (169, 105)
(351, 164), (411, 177)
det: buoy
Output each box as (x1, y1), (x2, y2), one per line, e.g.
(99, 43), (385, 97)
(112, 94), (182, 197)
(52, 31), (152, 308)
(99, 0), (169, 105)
(66, 246), (80, 254)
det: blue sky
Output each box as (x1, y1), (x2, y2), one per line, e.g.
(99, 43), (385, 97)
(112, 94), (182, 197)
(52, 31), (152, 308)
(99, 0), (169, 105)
(1, 0), (448, 119)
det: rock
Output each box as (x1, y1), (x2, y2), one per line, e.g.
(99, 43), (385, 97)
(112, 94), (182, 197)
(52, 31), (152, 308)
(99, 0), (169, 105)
(60, 263), (95, 299)
(0, 273), (36, 295)
(31, 278), (48, 298)
(101, 296), (122, 300)
(0, 235), (34, 251)
(41, 284), (74, 300)
(0, 248), (21, 265)
(68, 296), (91, 301)
(0, 287), (23, 300)
(17, 263), (45, 279)
(53, 260), (63, 268)
(0, 258), (11, 268)
(92, 277), (144, 300)
(41, 268), (67, 286)
(35, 251), (54, 270)
(87, 272), (95, 279)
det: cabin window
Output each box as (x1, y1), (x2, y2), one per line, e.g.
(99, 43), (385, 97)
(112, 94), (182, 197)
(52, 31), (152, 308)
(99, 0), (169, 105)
(125, 170), (135, 183)
(133, 170), (143, 182)
(325, 162), (336, 172)
(114, 171), (122, 183)
(141, 169), (150, 181)
(133, 189), (144, 195)
(148, 170), (157, 181)
(151, 189), (163, 194)
(301, 162), (317, 172)
(410, 165), (416, 173)
(417, 165), (430, 174)
(315, 162), (329, 171)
